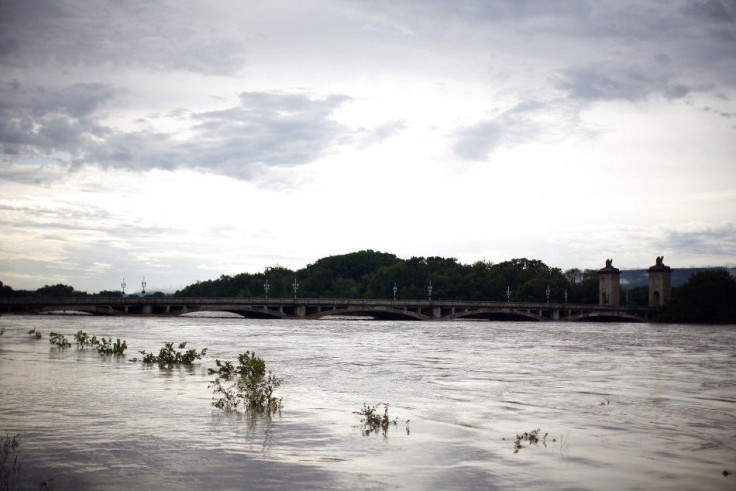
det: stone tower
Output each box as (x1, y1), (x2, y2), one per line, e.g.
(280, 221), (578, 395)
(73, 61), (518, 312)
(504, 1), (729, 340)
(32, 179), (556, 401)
(648, 256), (672, 307)
(598, 258), (621, 306)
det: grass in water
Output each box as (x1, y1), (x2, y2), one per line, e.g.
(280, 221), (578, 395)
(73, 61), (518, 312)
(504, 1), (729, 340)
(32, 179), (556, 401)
(512, 428), (554, 453)
(354, 403), (406, 437)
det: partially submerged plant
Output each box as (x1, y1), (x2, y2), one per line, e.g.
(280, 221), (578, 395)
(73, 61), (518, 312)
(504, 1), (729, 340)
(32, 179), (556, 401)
(140, 341), (207, 366)
(96, 337), (127, 356)
(354, 403), (400, 437)
(27, 328), (42, 339)
(210, 351), (282, 415)
(73, 330), (98, 347)
(512, 428), (552, 453)
(208, 350), (266, 378)
(49, 332), (71, 349)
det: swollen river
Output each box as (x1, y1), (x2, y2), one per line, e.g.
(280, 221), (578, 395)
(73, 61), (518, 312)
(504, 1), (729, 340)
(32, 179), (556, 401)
(1, 316), (734, 489)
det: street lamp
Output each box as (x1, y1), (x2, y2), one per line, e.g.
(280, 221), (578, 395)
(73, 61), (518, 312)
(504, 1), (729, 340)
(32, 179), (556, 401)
(292, 278), (299, 300)
(546, 285), (551, 304)
(506, 286), (511, 303)
(263, 278), (270, 298)
(428, 281), (433, 302)
(141, 277), (146, 296)
(393, 282), (398, 301)
(121, 278), (126, 296)
(564, 288), (568, 304)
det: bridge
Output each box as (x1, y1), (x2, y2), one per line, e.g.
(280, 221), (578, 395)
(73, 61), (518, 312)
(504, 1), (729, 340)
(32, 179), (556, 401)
(0, 297), (659, 322)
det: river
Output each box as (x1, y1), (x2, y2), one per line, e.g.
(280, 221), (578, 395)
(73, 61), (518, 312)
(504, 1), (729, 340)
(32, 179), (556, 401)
(1, 315), (734, 490)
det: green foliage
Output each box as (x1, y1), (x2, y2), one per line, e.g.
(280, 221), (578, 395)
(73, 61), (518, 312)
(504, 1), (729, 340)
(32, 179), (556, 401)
(36, 283), (87, 297)
(140, 341), (207, 366)
(0, 281), (13, 298)
(96, 337), (127, 356)
(49, 332), (71, 348)
(208, 350), (266, 378)
(94, 290), (124, 297)
(210, 351), (282, 415)
(354, 403), (400, 436)
(73, 330), (96, 347)
(27, 328), (42, 339)
(658, 269), (736, 323)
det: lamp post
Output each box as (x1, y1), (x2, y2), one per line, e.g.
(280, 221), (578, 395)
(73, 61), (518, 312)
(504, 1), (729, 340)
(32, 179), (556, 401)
(564, 288), (568, 304)
(546, 285), (551, 304)
(428, 281), (433, 302)
(121, 278), (126, 296)
(263, 278), (270, 298)
(292, 278), (299, 300)
(141, 277), (146, 296)
(506, 286), (511, 303)
(393, 282), (398, 301)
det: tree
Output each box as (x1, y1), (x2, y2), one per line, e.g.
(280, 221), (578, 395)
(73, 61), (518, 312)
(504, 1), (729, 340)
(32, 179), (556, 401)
(0, 281), (13, 297)
(658, 269), (736, 324)
(36, 284), (86, 297)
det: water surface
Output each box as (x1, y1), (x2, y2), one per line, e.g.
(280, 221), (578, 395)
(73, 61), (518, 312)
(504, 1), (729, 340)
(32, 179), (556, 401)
(1, 316), (734, 489)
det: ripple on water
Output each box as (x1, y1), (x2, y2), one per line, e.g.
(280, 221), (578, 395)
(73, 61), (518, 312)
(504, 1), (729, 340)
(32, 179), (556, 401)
(1, 317), (734, 489)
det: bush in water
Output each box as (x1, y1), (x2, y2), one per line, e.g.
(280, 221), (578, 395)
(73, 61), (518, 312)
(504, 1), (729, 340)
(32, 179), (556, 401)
(210, 351), (282, 415)
(49, 332), (70, 349)
(140, 341), (207, 366)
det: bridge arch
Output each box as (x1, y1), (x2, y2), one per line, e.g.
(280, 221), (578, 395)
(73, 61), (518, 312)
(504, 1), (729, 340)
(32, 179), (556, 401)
(571, 312), (646, 323)
(453, 309), (542, 321)
(182, 307), (288, 319)
(310, 307), (426, 321)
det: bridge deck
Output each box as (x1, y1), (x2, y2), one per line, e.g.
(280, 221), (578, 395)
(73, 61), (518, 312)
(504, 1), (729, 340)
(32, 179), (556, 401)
(0, 297), (659, 322)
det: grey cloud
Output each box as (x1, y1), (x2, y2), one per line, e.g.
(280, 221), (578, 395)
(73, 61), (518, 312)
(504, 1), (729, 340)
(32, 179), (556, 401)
(0, 84), (352, 181)
(554, 63), (702, 102)
(0, 0), (248, 74)
(453, 102), (542, 160)
(0, 82), (116, 158)
(680, 0), (736, 23)
(355, 120), (407, 147)
(663, 224), (736, 258)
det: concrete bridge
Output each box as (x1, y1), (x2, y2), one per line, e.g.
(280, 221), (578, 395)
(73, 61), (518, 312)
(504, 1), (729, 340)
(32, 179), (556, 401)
(0, 297), (659, 322)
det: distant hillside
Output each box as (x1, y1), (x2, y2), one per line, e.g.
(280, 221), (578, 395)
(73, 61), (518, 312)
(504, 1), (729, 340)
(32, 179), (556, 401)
(620, 267), (736, 289)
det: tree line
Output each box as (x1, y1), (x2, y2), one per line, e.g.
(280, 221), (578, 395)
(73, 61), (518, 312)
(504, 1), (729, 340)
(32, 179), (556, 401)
(174, 250), (616, 304)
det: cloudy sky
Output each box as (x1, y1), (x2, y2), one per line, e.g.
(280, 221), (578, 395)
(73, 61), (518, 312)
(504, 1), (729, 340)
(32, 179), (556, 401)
(1, 0), (735, 293)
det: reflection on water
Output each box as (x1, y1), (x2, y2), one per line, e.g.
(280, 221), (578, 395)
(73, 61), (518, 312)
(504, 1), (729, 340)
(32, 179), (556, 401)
(1, 316), (735, 489)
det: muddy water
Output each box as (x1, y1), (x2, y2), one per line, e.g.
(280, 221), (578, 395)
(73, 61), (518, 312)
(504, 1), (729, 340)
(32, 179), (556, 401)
(1, 316), (734, 489)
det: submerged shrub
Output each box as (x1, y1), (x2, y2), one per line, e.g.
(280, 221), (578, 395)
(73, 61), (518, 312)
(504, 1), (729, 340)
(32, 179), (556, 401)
(140, 341), (207, 366)
(49, 332), (71, 349)
(354, 403), (400, 437)
(210, 351), (282, 415)
(512, 428), (551, 453)
(27, 328), (42, 339)
(73, 330), (98, 347)
(208, 350), (266, 378)
(96, 337), (127, 356)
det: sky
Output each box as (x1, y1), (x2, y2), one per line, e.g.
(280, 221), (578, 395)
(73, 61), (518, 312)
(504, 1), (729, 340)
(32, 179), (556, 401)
(1, 0), (735, 294)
